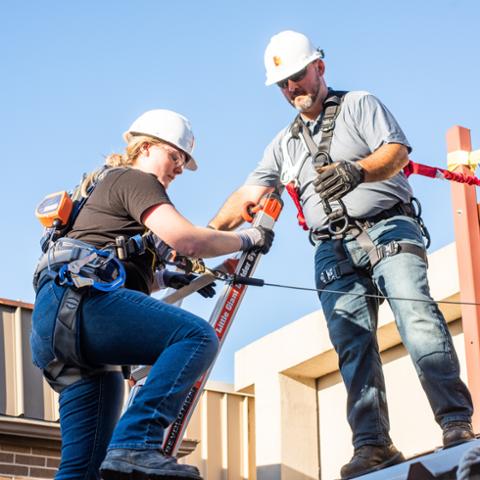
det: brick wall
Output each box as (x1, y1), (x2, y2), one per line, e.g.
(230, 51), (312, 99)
(0, 438), (60, 479)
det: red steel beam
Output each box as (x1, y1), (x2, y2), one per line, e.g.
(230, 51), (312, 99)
(448, 125), (480, 431)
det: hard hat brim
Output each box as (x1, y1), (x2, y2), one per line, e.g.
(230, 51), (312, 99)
(123, 131), (198, 171)
(265, 51), (323, 86)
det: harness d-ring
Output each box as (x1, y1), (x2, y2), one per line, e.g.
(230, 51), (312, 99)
(328, 215), (349, 236)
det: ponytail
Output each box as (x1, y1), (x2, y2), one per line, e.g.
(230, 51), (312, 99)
(79, 135), (164, 196)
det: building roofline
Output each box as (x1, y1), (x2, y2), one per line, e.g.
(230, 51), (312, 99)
(0, 297), (33, 310)
(0, 415), (60, 441)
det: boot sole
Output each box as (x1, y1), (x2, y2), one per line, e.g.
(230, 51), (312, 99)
(341, 452), (405, 479)
(443, 436), (476, 449)
(101, 461), (202, 480)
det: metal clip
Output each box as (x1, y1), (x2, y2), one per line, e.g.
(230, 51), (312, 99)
(319, 266), (341, 285)
(378, 241), (400, 259)
(321, 118), (335, 132)
(410, 197), (431, 249)
(327, 211), (349, 236)
(70, 274), (94, 289)
(67, 252), (98, 274)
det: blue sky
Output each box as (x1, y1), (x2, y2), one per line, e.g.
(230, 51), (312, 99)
(1, 1), (479, 383)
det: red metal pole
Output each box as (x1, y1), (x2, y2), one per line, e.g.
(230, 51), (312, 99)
(448, 125), (480, 431)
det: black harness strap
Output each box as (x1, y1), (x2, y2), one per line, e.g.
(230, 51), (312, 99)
(53, 287), (90, 369)
(317, 239), (428, 290)
(43, 285), (122, 393)
(292, 90), (348, 168)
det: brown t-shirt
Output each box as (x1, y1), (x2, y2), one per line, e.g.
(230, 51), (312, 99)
(68, 168), (172, 293)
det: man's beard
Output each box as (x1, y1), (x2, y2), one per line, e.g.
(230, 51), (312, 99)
(293, 94), (314, 112)
(291, 81), (321, 112)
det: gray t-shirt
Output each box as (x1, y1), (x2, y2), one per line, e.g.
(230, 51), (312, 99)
(245, 90), (413, 230)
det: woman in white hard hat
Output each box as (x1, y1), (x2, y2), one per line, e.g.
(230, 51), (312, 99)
(30, 109), (273, 480)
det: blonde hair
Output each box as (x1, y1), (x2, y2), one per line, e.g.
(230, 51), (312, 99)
(79, 135), (166, 196)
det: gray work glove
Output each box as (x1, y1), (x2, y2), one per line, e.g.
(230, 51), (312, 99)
(156, 269), (216, 298)
(313, 161), (365, 202)
(237, 226), (275, 254)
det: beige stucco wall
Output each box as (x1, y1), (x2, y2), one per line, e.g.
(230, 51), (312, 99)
(234, 242), (468, 479)
(0, 298), (256, 480)
(317, 321), (466, 480)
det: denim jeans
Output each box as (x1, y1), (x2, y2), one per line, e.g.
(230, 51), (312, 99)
(314, 215), (473, 449)
(31, 276), (219, 479)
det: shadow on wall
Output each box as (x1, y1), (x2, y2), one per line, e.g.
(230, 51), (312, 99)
(257, 464), (318, 480)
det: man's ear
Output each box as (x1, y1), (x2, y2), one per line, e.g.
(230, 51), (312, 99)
(316, 59), (325, 76)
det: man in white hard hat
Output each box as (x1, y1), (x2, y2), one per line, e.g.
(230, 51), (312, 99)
(209, 30), (474, 479)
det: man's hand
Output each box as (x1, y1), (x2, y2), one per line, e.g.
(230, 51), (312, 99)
(157, 270), (216, 298)
(313, 161), (365, 202)
(237, 226), (275, 254)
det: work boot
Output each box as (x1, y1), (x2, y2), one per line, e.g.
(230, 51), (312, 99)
(340, 444), (405, 479)
(442, 421), (475, 447)
(100, 448), (202, 480)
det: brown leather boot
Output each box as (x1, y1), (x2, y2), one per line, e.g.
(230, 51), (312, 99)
(340, 444), (405, 479)
(442, 421), (475, 447)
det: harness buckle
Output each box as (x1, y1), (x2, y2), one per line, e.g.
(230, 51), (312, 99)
(69, 274), (95, 289)
(377, 241), (400, 259)
(319, 265), (342, 285)
(321, 118), (335, 132)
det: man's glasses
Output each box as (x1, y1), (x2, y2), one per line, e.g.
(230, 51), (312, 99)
(277, 65), (309, 89)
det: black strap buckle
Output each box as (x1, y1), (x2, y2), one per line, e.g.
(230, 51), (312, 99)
(377, 241), (400, 260)
(319, 265), (342, 285)
(321, 117), (336, 132)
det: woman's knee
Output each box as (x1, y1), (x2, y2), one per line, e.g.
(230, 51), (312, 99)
(199, 322), (219, 362)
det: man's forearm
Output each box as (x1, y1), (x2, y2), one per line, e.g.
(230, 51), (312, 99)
(209, 185), (274, 231)
(358, 143), (409, 182)
(208, 190), (247, 231)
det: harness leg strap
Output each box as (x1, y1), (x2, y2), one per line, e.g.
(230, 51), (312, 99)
(44, 287), (122, 393)
(318, 239), (356, 289)
(53, 287), (90, 368)
(354, 228), (428, 269)
(318, 239), (428, 288)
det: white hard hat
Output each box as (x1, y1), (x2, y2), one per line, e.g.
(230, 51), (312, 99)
(124, 109), (197, 171)
(264, 30), (324, 86)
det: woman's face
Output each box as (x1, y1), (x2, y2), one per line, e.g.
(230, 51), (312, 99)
(143, 143), (188, 188)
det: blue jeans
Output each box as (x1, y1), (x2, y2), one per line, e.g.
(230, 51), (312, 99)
(314, 215), (473, 449)
(31, 276), (219, 479)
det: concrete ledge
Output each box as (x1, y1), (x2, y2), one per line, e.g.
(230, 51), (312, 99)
(235, 242), (460, 391)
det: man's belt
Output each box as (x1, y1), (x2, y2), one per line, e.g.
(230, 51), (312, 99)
(311, 201), (415, 244)
(355, 201), (415, 229)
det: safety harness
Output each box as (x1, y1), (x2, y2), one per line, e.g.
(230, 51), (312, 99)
(33, 167), (135, 391)
(280, 90), (430, 289)
(34, 168), (204, 393)
(34, 167), (217, 393)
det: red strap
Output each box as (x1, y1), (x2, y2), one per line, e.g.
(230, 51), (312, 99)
(403, 160), (439, 179)
(442, 169), (480, 186)
(285, 182), (309, 231)
(286, 161), (479, 232)
(404, 160), (480, 186)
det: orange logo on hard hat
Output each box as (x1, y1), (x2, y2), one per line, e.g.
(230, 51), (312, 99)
(273, 56), (282, 67)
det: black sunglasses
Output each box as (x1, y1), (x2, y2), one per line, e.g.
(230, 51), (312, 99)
(277, 65), (309, 89)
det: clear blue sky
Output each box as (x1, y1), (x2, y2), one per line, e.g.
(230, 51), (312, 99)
(1, 1), (479, 383)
